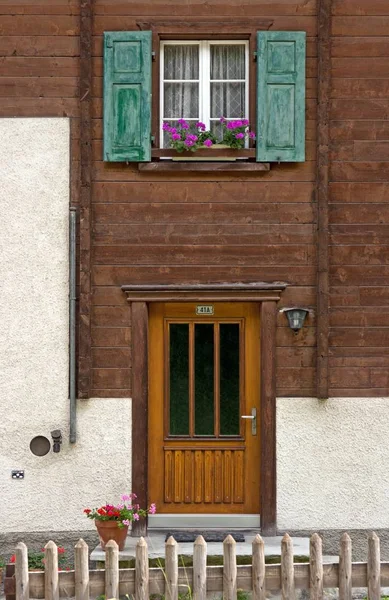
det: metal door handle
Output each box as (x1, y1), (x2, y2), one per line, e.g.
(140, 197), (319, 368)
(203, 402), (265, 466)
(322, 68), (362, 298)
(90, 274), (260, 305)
(241, 408), (257, 435)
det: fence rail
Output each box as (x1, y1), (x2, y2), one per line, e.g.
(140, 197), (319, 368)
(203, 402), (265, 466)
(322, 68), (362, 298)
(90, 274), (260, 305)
(5, 533), (389, 600)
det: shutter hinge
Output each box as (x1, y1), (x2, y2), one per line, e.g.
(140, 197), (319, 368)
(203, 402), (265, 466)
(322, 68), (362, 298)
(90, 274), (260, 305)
(253, 51), (258, 61)
(152, 51), (156, 61)
(151, 135), (155, 145)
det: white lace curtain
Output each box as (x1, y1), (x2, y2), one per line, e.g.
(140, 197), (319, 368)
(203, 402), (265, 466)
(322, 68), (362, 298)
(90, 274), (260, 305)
(163, 44), (246, 123)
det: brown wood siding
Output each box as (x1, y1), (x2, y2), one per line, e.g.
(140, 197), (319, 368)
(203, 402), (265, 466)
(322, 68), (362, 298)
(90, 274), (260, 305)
(3, 0), (388, 399)
(329, 0), (389, 397)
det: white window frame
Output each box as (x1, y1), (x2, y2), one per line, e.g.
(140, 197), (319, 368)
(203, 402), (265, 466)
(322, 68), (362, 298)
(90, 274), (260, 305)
(160, 40), (249, 148)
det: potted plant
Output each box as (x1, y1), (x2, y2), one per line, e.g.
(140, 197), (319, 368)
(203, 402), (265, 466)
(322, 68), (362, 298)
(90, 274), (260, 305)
(163, 117), (255, 160)
(84, 493), (156, 550)
(0, 556), (5, 584)
(9, 547), (69, 571)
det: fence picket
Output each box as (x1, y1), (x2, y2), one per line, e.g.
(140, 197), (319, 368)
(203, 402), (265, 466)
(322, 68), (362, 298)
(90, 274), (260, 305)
(310, 533), (323, 600)
(193, 535), (207, 600)
(367, 532), (381, 600)
(74, 539), (89, 600)
(105, 540), (119, 600)
(15, 542), (29, 600)
(165, 536), (178, 600)
(135, 537), (149, 600)
(223, 535), (237, 600)
(44, 541), (59, 600)
(339, 533), (352, 600)
(252, 534), (266, 600)
(281, 534), (295, 600)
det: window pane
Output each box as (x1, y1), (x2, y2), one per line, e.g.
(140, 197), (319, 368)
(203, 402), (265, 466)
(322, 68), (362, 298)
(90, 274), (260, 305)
(220, 324), (240, 436)
(211, 44), (245, 80)
(211, 82), (245, 119)
(164, 83), (199, 118)
(195, 324), (214, 436)
(169, 324), (189, 435)
(164, 44), (199, 80)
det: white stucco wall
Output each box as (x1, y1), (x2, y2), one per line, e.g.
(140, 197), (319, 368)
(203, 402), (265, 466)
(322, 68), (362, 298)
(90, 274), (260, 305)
(277, 397), (389, 530)
(0, 119), (132, 533)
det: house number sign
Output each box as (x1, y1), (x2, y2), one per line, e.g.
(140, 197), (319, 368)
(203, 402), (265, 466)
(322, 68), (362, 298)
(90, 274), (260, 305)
(196, 305), (214, 315)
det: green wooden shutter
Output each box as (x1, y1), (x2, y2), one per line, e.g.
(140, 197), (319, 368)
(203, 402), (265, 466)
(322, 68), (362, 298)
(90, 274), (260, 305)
(104, 31), (152, 162)
(256, 31), (306, 162)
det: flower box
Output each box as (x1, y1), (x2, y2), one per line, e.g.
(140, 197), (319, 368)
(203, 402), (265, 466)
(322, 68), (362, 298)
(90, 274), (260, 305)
(172, 144), (238, 162)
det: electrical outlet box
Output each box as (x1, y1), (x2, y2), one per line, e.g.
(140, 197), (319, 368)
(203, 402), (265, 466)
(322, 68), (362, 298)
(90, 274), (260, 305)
(12, 470), (24, 480)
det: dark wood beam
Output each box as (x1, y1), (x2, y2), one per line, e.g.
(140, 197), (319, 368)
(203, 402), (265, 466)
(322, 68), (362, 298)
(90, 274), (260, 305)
(316, 0), (332, 400)
(78, 0), (93, 398)
(260, 301), (277, 535)
(131, 302), (149, 537)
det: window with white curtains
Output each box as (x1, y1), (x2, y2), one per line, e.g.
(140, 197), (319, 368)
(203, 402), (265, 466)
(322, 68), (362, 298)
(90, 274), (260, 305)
(160, 41), (249, 147)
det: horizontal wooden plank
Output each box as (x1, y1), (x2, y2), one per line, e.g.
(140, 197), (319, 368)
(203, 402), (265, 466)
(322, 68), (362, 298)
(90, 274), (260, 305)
(332, 37), (389, 57)
(93, 180), (315, 206)
(354, 141), (389, 161)
(93, 244), (315, 266)
(0, 35), (79, 56)
(330, 327), (389, 347)
(330, 245), (389, 265)
(0, 77), (78, 97)
(330, 142), (354, 161)
(329, 367), (371, 387)
(92, 286), (129, 306)
(332, 0), (389, 15)
(330, 225), (389, 245)
(330, 307), (389, 326)
(331, 265), (389, 285)
(330, 355), (389, 367)
(139, 162), (271, 173)
(330, 286), (360, 306)
(360, 286), (389, 305)
(332, 79), (389, 99)
(330, 120), (389, 141)
(329, 346), (389, 357)
(330, 182), (389, 201)
(332, 16), (389, 35)
(90, 388), (131, 397)
(0, 3), (79, 14)
(332, 57), (389, 78)
(94, 0), (317, 16)
(94, 223), (316, 246)
(0, 56), (78, 76)
(92, 368), (131, 389)
(331, 99), (389, 120)
(330, 162), (389, 182)
(276, 327), (316, 347)
(330, 204), (389, 224)
(92, 347), (131, 368)
(0, 15), (79, 34)
(0, 97), (79, 116)
(93, 265), (317, 287)
(329, 387), (389, 396)
(93, 15), (318, 36)
(276, 367), (316, 388)
(91, 327), (131, 347)
(92, 306), (131, 327)
(94, 203), (315, 225)
(277, 347), (316, 367)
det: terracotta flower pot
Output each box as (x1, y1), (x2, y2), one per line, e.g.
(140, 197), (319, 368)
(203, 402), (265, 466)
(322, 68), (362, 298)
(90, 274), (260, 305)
(95, 520), (129, 551)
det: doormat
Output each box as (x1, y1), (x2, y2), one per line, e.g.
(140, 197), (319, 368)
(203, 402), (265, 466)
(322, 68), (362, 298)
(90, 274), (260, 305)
(165, 531), (245, 543)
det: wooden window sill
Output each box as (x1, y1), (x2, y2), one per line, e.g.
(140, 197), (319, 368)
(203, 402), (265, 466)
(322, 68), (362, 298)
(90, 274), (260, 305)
(138, 161), (270, 172)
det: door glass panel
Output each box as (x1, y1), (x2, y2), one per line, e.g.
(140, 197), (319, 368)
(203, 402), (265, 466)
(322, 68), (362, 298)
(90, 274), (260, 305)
(220, 323), (240, 435)
(195, 324), (214, 435)
(169, 323), (189, 435)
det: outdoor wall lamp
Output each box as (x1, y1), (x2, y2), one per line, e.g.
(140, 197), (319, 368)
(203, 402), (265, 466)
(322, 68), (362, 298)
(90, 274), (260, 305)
(280, 307), (310, 333)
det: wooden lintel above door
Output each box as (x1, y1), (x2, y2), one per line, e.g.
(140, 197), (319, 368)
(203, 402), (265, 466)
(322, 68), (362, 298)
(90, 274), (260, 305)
(122, 282), (288, 303)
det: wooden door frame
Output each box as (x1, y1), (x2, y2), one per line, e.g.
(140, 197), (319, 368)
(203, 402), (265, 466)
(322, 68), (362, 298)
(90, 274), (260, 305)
(122, 283), (287, 536)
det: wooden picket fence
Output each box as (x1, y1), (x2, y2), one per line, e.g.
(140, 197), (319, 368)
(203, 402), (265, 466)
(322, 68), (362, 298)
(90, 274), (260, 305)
(5, 532), (389, 600)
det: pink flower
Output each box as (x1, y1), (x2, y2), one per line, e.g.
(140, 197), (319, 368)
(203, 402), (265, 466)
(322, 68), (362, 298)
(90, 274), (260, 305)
(169, 127), (177, 134)
(122, 519), (131, 526)
(172, 133), (181, 141)
(177, 119), (189, 129)
(184, 139), (195, 147)
(121, 494), (130, 501)
(235, 132), (244, 139)
(249, 131), (256, 139)
(149, 503), (157, 514)
(133, 513), (140, 521)
(203, 139), (213, 147)
(130, 493), (137, 499)
(196, 122), (206, 131)
(220, 116), (226, 122)
(162, 122), (171, 131)
(242, 119), (249, 126)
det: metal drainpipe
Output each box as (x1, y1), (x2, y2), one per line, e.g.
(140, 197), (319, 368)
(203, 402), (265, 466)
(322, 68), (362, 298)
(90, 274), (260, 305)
(69, 208), (77, 443)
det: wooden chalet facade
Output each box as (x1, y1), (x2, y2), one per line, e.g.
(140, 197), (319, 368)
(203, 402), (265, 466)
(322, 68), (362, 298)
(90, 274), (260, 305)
(1, 0), (389, 542)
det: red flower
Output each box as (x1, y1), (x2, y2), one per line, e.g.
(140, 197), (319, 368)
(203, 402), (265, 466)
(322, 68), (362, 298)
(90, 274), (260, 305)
(58, 547), (65, 554)
(10, 555), (16, 563)
(83, 509), (91, 515)
(97, 508), (106, 516)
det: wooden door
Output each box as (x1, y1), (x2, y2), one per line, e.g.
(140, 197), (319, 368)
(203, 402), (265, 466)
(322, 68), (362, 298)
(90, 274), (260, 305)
(148, 302), (260, 514)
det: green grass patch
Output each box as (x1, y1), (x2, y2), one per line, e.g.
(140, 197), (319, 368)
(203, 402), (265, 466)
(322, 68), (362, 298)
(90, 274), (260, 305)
(111, 554), (310, 569)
